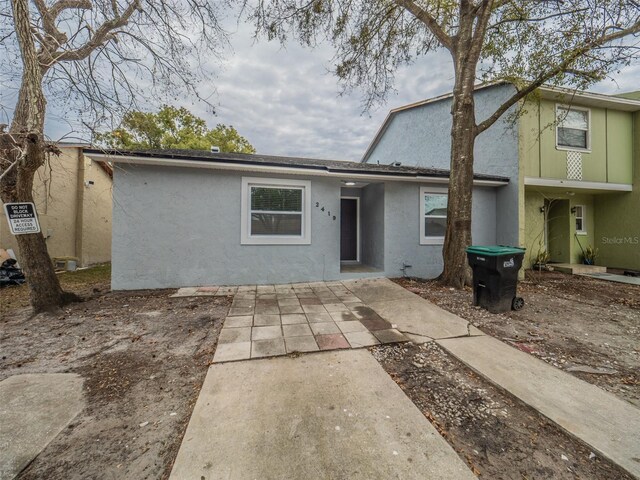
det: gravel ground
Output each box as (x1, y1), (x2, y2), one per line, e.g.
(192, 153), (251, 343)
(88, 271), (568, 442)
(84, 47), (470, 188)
(373, 341), (634, 480)
(394, 271), (640, 407)
(1, 282), (229, 480)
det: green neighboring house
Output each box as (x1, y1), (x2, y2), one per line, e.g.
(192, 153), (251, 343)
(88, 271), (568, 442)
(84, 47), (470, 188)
(362, 82), (639, 274)
(521, 87), (640, 271)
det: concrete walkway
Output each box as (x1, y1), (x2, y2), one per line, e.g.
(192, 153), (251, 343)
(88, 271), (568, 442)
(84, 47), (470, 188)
(171, 277), (640, 479)
(170, 350), (475, 479)
(0, 374), (84, 480)
(346, 278), (640, 479)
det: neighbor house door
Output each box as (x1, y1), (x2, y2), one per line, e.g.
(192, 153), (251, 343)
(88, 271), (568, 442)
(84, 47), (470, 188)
(340, 198), (359, 261)
(547, 199), (571, 263)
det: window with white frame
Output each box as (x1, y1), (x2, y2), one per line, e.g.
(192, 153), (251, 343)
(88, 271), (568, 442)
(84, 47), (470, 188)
(420, 187), (448, 245)
(241, 177), (311, 245)
(575, 205), (586, 234)
(556, 105), (590, 150)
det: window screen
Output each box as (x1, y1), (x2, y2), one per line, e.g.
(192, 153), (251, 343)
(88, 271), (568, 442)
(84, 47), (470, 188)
(250, 186), (303, 236)
(575, 205), (585, 233)
(424, 193), (447, 237)
(557, 107), (589, 149)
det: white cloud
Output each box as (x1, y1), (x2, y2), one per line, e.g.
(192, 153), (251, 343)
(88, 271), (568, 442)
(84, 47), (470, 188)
(7, 18), (637, 162)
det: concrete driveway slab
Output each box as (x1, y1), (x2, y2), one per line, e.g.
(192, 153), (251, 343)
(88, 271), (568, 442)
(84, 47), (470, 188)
(170, 350), (475, 480)
(0, 373), (84, 480)
(438, 335), (640, 479)
(369, 297), (471, 339)
(342, 278), (417, 304)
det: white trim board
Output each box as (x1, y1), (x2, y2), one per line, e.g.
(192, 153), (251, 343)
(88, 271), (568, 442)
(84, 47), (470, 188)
(524, 177), (632, 192)
(420, 186), (448, 246)
(85, 153), (509, 187)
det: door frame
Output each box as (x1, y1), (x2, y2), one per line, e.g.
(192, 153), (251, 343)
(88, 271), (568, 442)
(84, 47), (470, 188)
(340, 196), (360, 263)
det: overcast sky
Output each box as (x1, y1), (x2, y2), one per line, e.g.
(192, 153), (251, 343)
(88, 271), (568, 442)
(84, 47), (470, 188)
(18, 19), (640, 162)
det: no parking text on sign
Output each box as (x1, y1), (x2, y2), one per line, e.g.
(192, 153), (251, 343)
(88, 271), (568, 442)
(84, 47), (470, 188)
(3, 202), (41, 235)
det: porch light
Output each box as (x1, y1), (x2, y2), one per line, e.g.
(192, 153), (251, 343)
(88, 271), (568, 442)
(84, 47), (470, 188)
(344, 181), (356, 186)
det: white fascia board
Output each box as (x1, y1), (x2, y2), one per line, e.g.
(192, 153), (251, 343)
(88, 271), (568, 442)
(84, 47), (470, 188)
(85, 152), (509, 187)
(538, 86), (640, 112)
(524, 176), (632, 192)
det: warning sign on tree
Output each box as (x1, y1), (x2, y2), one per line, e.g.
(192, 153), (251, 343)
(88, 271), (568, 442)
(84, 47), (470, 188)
(3, 202), (41, 235)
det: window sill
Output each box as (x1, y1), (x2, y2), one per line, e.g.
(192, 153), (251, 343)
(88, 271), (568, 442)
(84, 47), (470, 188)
(556, 145), (591, 154)
(575, 232), (588, 236)
(241, 236), (311, 245)
(420, 237), (445, 246)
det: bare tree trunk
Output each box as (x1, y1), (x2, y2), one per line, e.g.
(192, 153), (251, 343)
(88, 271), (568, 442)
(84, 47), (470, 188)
(440, 87), (476, 287)
(0, 0), (78, 312)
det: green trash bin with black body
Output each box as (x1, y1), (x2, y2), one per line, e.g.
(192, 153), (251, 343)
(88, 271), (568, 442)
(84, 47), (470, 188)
(466, 245), (526, 314)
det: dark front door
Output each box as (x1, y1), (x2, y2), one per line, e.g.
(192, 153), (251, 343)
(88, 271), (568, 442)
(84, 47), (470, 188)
(340, 198), (358, 261)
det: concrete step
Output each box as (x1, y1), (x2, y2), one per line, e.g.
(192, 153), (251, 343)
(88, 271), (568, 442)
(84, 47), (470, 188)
(552, 263), (607, 275)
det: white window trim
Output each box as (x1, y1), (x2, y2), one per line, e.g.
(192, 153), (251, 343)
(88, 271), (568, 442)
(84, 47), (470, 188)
(575, 204), (587, 235)
(420, 186), (448, 245)
(241, 177), (311, 245)
(555, 103), (591, 153)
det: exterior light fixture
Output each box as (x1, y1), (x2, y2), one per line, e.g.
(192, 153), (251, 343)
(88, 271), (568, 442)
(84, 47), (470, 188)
(344, 181), (356, 186)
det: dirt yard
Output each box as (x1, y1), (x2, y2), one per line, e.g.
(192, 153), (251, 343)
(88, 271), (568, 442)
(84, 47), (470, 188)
(395, 271), (640, 408)
(374, 342), (634, 480)
(0, 266), (229, 479)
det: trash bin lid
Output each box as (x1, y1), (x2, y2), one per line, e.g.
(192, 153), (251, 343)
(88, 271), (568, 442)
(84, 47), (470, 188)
(466, 245), (525, 256)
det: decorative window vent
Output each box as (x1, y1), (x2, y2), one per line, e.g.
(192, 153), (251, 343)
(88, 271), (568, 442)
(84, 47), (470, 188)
(567, 151), (583, 180)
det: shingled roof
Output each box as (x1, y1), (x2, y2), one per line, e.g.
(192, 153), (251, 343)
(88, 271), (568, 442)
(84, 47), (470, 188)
(84, 148), (510, 184)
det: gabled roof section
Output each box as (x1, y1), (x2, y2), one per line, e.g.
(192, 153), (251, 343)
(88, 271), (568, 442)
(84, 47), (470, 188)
(83, 148), (509, 184)
(362, 82), (640, 163)
(539, 86), (640, 112)
(361, 81), (511, 163)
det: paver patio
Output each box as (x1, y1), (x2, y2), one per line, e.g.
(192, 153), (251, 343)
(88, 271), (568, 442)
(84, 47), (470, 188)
(180, 281), (412, 362)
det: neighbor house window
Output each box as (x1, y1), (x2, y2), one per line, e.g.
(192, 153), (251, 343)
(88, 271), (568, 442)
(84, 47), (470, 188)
(556, 105), (590, 150)
(575, 205), (586, 235)
(420, 186), (448, 245)
(241, 177), (311, 245)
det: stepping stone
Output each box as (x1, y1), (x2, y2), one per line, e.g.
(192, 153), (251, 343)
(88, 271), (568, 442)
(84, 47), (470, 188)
(279, 305), (304, 314)
(306, 313), (333, 323)
(218, 327), (251, 344)
(285, 336), (319, 353)
(329, 311), (359, 322)
(344, 331), (380, 348)
(0, 374), (85, 480)
(213, 342), (252, 362)
(315, 333), (350, 350)
(337, 321), (368, 334)
(322, 303), (349, 312)
(224, 316), (253, 328)
(310, 322), (341, 335)
(253, 314), (281, 326)
(281, 314), (307, 325)
(283, 324), (313, 337)
(252, 326), (282, 341)
(251, 338), (286, 358)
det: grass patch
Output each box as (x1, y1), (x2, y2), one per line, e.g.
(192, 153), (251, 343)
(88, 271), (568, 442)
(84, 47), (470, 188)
(0, 263), (111, 314)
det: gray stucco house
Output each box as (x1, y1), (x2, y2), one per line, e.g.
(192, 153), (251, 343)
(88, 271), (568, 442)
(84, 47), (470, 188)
(85, 148), (508, 290)
(362, 82), (521, 248)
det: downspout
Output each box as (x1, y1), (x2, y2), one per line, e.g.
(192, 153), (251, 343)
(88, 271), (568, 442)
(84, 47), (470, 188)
(75, 148), (85, 266)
